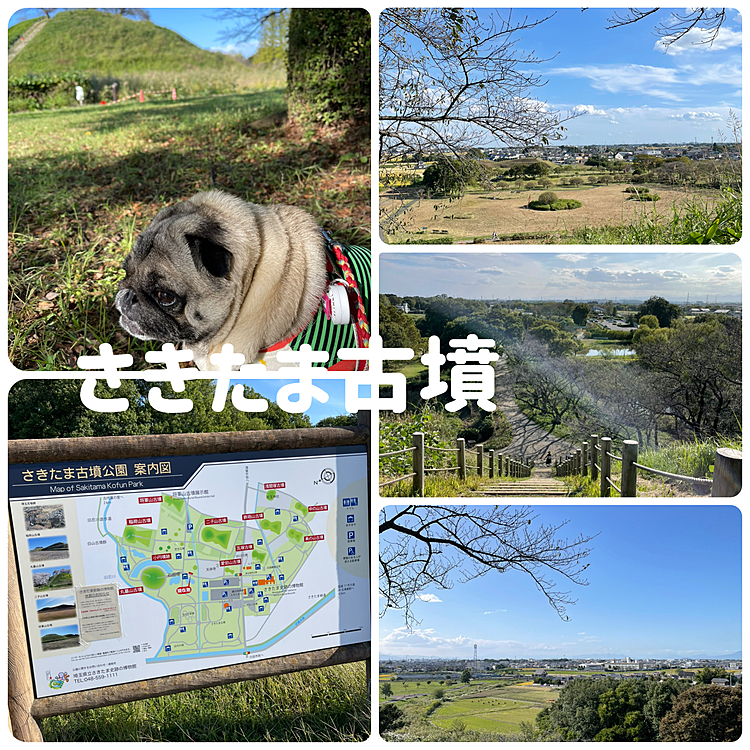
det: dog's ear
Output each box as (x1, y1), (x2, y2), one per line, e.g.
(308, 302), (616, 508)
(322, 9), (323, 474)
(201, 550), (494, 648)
(186, 234), (232, 278)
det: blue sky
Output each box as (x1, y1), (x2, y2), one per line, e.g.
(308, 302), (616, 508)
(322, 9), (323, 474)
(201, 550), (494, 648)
(8, 8), (267, 57)
(380, 505), (742, 659)
(386, 7), (742, 144)
(380, 252), (742, 303)
(231, 379), (351, 424)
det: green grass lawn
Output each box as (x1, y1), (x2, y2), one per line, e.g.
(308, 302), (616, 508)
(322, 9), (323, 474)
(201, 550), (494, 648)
(9, 91), (370, 370)
(429, 684), (556, 734)
(41, 662), (369, 741)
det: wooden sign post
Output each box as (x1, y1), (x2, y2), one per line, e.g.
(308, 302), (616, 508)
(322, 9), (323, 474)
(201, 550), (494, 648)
(8, 425), (370, 740)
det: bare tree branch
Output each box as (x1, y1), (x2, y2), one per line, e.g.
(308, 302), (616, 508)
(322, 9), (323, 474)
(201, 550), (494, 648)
(379, 8), (577, 166)
(379, 505), (596, 629)
(212, 8), (286, 45)
(605, 8), (728, 48)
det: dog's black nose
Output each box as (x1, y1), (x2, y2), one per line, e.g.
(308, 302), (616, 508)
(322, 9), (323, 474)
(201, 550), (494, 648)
(116, 287), (138, 313)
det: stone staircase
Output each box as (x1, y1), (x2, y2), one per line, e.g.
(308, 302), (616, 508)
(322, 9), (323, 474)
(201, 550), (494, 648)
(472, 468), (568, 497)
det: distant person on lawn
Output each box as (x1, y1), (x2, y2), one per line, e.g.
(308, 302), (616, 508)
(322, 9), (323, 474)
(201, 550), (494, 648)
(75, 83), (84, 107)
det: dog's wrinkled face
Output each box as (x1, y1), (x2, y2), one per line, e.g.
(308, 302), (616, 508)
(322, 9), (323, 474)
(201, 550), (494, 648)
(115, 202), (234, 346)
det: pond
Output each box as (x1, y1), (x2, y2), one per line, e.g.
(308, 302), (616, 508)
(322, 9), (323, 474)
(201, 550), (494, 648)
(585, 348), (636, 357)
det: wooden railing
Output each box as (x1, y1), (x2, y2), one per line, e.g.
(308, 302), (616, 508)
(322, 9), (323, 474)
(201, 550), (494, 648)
(380, 433), (532, 497)
(553, 434), (741, 497)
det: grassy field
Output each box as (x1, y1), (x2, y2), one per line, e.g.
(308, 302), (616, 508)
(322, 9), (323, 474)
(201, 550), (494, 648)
(381, 678), (556, 739)
(380, 182), (723, 243)
(42, 662), (369, 741)
(431, 684), (556, 734)
(9, 91), (370, 369)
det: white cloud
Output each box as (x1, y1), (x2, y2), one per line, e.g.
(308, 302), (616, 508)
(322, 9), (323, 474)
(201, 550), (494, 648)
(550, 64), (683, 101)
(658, 26), (743, 55)
(556, 254), (587, 263)
(417, 594), (442, 603)
(667, 111), (723, 121)
(572, 104), (607, 116)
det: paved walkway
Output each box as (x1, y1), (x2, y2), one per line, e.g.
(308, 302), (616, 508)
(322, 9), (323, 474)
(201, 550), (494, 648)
(9, 18), (47, 62)
(493, 356), (575, 463)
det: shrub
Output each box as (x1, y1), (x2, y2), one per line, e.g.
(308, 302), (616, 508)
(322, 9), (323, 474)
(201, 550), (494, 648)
(528, 198), (582, 211)
(625, 186), (649, 194)
(537, 191), (558, 205)
(628, 193), (660, 202)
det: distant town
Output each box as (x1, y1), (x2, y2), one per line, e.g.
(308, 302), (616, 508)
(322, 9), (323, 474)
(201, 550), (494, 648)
(380, 655), (742, 685)
(480, 142), (741, 166)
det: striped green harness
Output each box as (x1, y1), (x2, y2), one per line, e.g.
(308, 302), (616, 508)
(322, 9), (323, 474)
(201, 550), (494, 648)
(257, 241), (371, 371)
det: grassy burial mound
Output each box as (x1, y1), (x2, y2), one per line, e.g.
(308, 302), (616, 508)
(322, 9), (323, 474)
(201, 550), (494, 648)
(9, 10), (243, 77)
(9, 10), (278, 110)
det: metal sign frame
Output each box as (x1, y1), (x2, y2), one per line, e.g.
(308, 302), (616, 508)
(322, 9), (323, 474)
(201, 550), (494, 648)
(8, 424), (371, 741)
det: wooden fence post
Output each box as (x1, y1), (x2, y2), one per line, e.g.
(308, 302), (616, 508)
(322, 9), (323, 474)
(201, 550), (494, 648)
(575, 448), (581, 476)
(488, 450), (495, 479)
(712, 448), (742, 497)
(412, 431), (424, 497)
(477, 445), (483, 477)
(8, 525), (44, 741)
(457, 438), (466, 481)
(504, 455), (509, 477)
(582, 442), (589, 478)
(600, 437), (611, 497)
(590, 434), (599, 482)
(497, 452), (504, 478)
(621, 440), (638, 497)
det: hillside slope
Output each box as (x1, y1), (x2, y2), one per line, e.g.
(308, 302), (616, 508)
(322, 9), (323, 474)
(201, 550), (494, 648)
(9, 9), (244, 76)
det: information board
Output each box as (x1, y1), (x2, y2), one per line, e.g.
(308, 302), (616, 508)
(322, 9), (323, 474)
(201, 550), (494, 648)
(9, 445), (369, 699)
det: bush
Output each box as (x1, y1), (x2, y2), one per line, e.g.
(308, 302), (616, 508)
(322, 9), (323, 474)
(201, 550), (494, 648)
(625, 186), (649, 194)
(528, 198), (582, 211)
(628, 193), (660, 202)
(537, 191), (558, 205)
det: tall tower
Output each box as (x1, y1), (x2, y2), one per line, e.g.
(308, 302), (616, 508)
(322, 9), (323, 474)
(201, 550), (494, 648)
(474, 643), (478, 673)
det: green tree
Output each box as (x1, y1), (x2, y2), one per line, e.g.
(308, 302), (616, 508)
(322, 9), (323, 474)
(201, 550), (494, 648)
(536, 677), (616, 740)
(421, 156), (480, 196)
(694, 666), (730, 684)
(8, 379), (311, 439)
(379, 702), (406, 734)
(638, 314), (660, 329)
(380, 682), (393, 698)
(460, 669), (471, 684)
(250, 9), (289, 65)
(524, 161), (549, 178)
(637, 296), (682, 328)
(433, 687), (445, 699)
(636, 316), (741, 438)
(571, 304), (590, 326)
(659, 686), (741, 742)
(287, 8), (369, 125)
(380, 297), (424, 353)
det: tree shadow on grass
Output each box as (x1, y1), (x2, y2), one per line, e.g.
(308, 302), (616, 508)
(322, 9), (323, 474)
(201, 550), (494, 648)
(8, 105), (370, 370)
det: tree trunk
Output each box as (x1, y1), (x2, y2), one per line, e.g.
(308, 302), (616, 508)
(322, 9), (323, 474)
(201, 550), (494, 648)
(286, 9), (370, 126)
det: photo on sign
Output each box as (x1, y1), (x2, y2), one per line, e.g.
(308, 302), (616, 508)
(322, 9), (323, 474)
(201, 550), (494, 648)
(40, 624), (81, 652)
(23, 504), (67, 531)
(32, 565), (73, 592)
(35, 595), (77, 623)
(8, 7), (370, 372)
(28, 535), (70, 563)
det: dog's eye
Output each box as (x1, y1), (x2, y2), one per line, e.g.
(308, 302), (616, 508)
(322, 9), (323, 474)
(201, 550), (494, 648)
(156, 290), (177, 308)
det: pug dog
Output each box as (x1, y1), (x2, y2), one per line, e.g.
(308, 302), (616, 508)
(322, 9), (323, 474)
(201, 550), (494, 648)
(116, 190), (341, 371)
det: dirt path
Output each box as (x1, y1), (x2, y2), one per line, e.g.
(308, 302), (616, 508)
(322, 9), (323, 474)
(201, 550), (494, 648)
(9, 18), (47, 63)
(494, 357), (575, 464)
